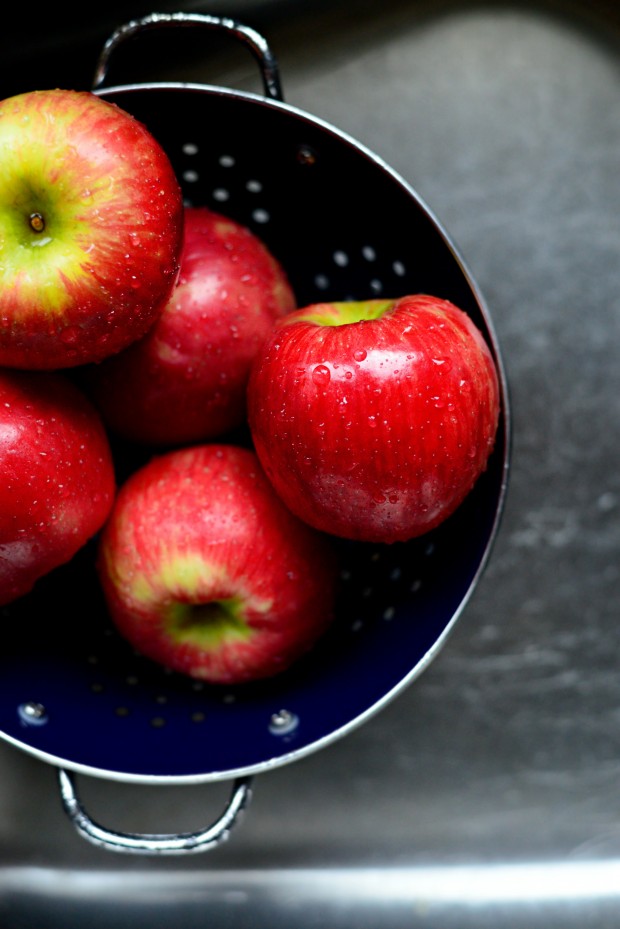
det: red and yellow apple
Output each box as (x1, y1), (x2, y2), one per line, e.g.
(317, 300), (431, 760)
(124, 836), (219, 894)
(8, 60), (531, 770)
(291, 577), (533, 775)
(247, 294), (501, 544)
(0, 88), (184, 370)
(96, 443), (337, 685)
(0, 368), (116, 607)
(86, 206), (296, 446)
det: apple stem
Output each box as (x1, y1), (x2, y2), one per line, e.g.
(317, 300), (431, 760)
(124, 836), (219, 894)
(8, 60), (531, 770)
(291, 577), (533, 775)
(29, 212), (45, 233)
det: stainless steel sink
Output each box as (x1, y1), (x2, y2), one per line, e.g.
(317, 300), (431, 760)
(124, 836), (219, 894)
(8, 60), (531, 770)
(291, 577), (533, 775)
(3, 1), (620, 925)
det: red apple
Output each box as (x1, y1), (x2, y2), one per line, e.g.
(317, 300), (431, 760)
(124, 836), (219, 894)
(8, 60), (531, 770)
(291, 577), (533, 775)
(86, 206), (296, 446)
(0, 368), (116, 607)
(247, 294), (501, 544)
(0, 88), (184, 370)
(96, 444), (336, 684)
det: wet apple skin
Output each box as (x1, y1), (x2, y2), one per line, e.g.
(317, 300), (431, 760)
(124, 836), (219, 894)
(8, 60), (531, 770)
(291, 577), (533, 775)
(248, 294), (501, 543)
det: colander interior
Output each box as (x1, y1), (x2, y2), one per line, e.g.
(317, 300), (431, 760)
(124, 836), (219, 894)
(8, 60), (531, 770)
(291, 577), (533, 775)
(0, 84), (509, 783)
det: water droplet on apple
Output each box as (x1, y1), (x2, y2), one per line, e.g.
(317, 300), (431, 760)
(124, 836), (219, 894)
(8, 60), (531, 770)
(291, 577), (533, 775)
(312, 364), (331, 386)
(368, 415), (377, 428)
(354, 349), (367, 362)
(59, 326), (81, 345)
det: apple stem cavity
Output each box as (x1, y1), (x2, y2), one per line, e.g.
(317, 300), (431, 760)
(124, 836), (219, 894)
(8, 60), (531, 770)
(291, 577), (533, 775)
(297, 299), (395, 327)
(166, 597), (250, 648)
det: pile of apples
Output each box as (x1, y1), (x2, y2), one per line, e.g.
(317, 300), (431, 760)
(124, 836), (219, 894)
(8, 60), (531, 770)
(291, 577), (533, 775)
(0, 88), (501, 686)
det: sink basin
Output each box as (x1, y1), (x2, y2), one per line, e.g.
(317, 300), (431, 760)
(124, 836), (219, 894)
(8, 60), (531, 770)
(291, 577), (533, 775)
(1, 1), (620, 925)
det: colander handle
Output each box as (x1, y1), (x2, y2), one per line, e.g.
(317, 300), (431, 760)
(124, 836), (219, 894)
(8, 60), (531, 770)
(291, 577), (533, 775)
(92, 11), (284, 102)
(57, 767), (253, 855)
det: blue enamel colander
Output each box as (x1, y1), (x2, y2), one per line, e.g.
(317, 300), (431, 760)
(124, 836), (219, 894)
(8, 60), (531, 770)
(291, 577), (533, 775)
(0, 13), (510, 855)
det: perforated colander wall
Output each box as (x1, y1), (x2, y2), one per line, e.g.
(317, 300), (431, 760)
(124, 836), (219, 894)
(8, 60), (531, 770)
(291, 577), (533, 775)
(0, 84), (508, 782)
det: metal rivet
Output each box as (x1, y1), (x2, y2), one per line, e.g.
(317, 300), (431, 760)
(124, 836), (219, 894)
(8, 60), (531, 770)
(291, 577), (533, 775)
(269, 709), (299, 735)
(297, 145), (317, 166)
(18, 702), (48, 726)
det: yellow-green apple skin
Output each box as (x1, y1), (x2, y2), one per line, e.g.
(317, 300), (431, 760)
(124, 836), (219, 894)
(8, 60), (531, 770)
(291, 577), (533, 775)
(0, 368), (116, 606)
(96, 444), (336, 685)
(0, 88), (184, 370)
